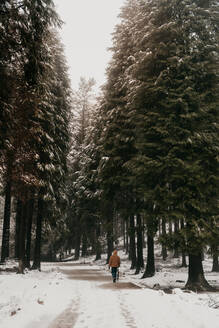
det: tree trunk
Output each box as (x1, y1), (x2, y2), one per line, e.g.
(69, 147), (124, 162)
(173, 220), (179, 258)
(95, 242), (101, 261)
(142, 233), (155, 278)
(73, 216), (81, 260)
(161, 217), (167, 260)
(81, 233), (88, 257)
(113, 211), (119, 245)
(25, 195), (35, 268)
(135, 214), (144, 274)
(95, 223), (101, 261)
(185, 253), (214, 291)
(31, 193), (44, 271)
(168, 219), (172, 235)
(15, 199), (22, 259)
(129, 215), (136, 269)
(158, 219), (161, 236)
(142, 216), (146, 248)
(126, 231), (129, 254)
(125, 219), (129, 255)
(74, 230), (81, 260)
(181, 252), (187, 267)
(212, 246), (219, 272)
(180, 219), (187, 267)
(122, 219), (126, 250)
(1, 179), (12, 263)
(17, 199), (28, 274)
(106, 222), (114, 264)
(89, 230), (96, 256)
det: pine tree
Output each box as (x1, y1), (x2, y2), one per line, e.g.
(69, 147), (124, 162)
(135, 213), (144, 274)
(0, 1), (71, 271)
(125, 0), (219, 290)
(97, 1), (142, 261)
(31, 31), (71, 270)
(0, 1), (25, 262)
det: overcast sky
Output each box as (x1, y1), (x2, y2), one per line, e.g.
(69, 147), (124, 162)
(53, 0), (125, 92)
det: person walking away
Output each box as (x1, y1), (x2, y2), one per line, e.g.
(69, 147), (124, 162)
(109, 250), (120, 283)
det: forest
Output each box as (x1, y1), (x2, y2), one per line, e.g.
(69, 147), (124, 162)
(0, 0), (218, 293)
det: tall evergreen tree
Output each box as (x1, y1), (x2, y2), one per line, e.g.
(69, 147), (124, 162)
(0, 0), (71, 271)
(97, 1), (142, 261)
(125, 0), (219, 290)
(31, 30), (71, 270)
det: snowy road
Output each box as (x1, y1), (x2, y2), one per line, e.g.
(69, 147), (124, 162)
(47, 263), (219, 328)
(1, 262), (219, 328)
(48, 264), (142, 328)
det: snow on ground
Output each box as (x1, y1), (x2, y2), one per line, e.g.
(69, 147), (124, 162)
(117, 249), (219, 291)
(0, 263), (74, 328)
(0, 251), (219, 328)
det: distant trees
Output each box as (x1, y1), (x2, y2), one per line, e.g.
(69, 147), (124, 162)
(66, 77), (100, 259)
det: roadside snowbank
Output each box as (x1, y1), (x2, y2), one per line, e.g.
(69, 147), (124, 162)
(95, 250), (219, 311)
(0, 264), (74, 328)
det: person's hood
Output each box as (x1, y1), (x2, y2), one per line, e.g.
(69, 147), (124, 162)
(113, 250), (117, 255)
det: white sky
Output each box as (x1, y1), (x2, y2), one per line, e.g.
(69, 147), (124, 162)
(53, 0), (125, 92)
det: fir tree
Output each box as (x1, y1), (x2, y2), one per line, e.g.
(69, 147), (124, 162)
(125, 0), (219, 290)
(0, 0), (71, 271)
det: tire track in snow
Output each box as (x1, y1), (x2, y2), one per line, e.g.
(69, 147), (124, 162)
(48, 291), (80, 328)
(118, 289), (151, 328)
(118, 292), (137, 327)
(48, 295), (80, 328)
(73, 280), (128, 328)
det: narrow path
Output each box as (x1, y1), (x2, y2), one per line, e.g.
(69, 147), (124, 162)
(48, 263), (141, 328)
